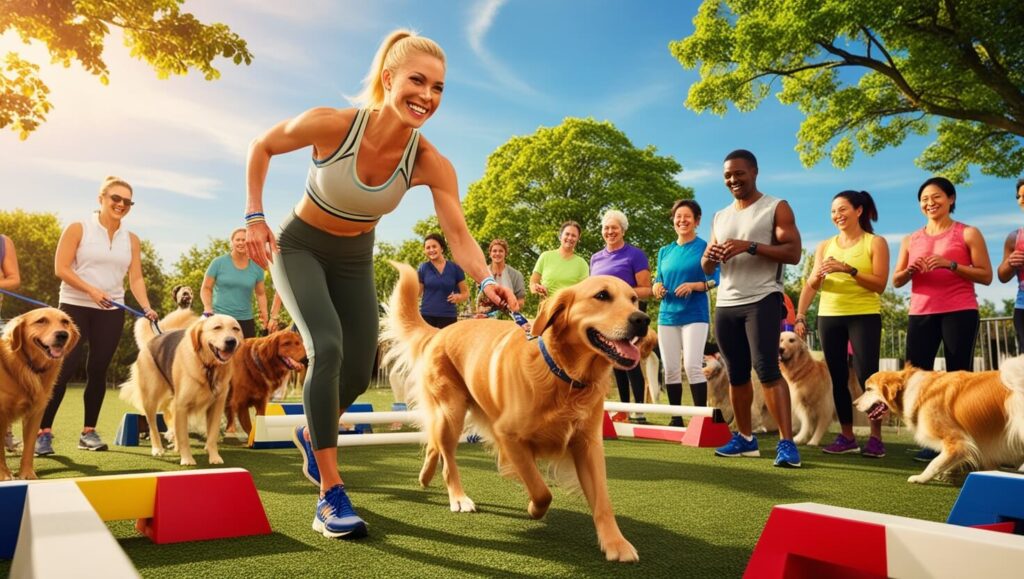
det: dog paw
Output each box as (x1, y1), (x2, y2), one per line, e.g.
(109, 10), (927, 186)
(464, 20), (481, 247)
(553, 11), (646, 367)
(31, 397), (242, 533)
(150, 447), (165, 457)
(208, 454), (224, 465)
(449, 496), (476, 512)
(179, 456), (197, 466)
(907, 474), (928, 484)
(18, 470), (37, 481)
(0, 470), (14, 482)
(602, 537), (639, 563)
(528, 495), (552, 520)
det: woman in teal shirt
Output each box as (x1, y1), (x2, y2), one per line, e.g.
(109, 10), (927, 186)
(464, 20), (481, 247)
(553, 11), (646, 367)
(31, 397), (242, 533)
(202, 227), (269, 337)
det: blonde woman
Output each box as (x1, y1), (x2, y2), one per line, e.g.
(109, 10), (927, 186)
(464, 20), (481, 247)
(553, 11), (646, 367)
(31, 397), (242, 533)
(40, 176), (158, 456)
(245, 29), (517, 540)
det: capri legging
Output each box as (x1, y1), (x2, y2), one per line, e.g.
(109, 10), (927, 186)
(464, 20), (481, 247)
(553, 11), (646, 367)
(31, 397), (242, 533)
(657, 322), (709, 385)
(271, 213), (379, 450)
(816, 314), (881, 425)
(42, 303), (125, 429)
(906, 309), (979, 372)
(714, 292), (784, 386)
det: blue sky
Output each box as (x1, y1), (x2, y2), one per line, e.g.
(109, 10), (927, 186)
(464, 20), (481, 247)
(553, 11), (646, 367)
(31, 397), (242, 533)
(0, 0), (1019, 305)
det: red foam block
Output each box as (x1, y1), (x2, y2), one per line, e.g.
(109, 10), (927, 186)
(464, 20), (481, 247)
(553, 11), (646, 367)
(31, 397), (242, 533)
(680, 416), (731, 447)
(745, 506), (888, 579)
(634, 427), (686, 443)
(138, 470), (271, 544)
(602, 412), (617, 440)
(970, 521), (1016, 534)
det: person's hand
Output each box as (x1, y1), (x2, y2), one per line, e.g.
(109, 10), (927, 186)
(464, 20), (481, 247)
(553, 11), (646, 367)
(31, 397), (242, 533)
(1009, 250), (1024, 268)
(87, 287), (113, 309)
(143, 306), (159, 322)
(446, 292), (459, 304)
(911, 256), (930, 272)
(259, 312), (270, 329)
(674, 282), (694, 298)
(818, 257), (848, 277)
(486, 284), (518, 311)
(531, 283), (548, 297)
(922, 254), (953, 271)
(652, 282), (666, 299)
(794, 318), (807, 339)
(707, 239), (748, 263)
(246, 221), (278, 270)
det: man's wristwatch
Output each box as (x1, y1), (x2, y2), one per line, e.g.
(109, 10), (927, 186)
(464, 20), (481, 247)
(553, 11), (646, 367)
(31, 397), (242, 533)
(746, 242), (759, 255)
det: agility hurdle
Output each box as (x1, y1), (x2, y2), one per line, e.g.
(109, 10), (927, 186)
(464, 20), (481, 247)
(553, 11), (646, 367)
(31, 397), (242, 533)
(602, 402), (731, 447)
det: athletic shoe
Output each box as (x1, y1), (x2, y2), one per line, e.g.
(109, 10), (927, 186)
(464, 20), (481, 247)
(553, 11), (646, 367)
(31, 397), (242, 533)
(861, 436), (886, 458)
(629, 413), (648, 424)
(714, 432), (760, 458)
(78, 430), (108, 451)
(822, 434), (859, 454)
(774, 439), (802, 468)
(34, 432), (54, 456)
(313, 484), (368, 539)
(4, 429), (22, 454)
(668, 416), (684, 428)
(293, 426), (321, 486)
(913, 447), (939, 463)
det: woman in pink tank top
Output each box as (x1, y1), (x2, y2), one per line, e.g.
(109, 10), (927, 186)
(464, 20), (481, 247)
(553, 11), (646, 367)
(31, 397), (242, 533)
(893, 177), (992, 373)
(997, 178), (1024, 354)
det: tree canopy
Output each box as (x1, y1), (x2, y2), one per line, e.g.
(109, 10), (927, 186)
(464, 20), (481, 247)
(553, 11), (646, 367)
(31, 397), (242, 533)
(1, 0), (252, 139)
(671, 0), (1024, 182)
(463, 117), (691, 269)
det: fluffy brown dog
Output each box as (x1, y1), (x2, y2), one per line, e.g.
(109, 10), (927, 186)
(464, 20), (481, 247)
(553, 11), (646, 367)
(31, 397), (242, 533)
(0, 308), (79, 480)
(703, 353), (778, 433)
(225, 330), (306, 434)
(119, 312), (241, 465)
(383, 263), (647, 562)
(856, 358), (1024, 484)
(778, 331), (836, 446)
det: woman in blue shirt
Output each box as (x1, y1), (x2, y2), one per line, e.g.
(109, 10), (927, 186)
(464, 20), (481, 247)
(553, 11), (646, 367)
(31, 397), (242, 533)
(202, 227), (269, 338)
(652, 200), (719, 426)
(418, 233), (469, 328)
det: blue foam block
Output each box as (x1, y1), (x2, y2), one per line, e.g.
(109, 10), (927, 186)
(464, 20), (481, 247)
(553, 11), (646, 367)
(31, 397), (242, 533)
(114, 413), (167, 446)
(346, 403), (374, 434)
(0, 482), (28, 559)
(947, 471), (1024, 533)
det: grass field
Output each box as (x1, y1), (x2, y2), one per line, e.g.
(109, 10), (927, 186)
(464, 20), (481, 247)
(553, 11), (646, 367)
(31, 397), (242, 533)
(1, 384), (967, 578)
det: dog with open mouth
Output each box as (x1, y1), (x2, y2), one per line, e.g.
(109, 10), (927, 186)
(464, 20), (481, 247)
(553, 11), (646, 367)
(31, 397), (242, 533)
(119, 312), (242, 465)
(225, 329), (306, 435)
(172, 285), (194, 311)
(383, 263), (647, 562)
(0, 308), (80, 480)
(856, 357), (1024, 483)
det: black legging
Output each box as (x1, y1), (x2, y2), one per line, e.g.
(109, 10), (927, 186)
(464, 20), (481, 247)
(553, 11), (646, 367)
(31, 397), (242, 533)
(42, 303), (125, 429)
(817, 314), (881, 425)
(906, 309), (980, 372)
(614, 367), (645, 404)
(1015, 309), (1024, 355)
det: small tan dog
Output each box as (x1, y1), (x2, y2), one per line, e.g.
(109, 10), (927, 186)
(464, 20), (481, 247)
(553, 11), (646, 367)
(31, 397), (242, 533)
(778, 331), (836, 446)
(119, 311), (242, 465)
(857, 358), (1024, 484)
(0, 308), (79, 480)
(703, 353), (777, 433)
(384, 263), (645, 562)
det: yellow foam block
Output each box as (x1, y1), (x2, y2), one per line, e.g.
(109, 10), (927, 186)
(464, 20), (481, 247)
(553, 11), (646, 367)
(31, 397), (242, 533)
(76, 476), (158, 521)
(265, 404), (286, 416)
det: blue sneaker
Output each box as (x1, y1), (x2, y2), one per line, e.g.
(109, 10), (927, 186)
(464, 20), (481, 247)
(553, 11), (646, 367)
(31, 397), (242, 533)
(715, 432), (760, 457)
(292, 426), (320, 486)
(34, 432), (54, 456)
(774, 439), (802, 468)
(313, 484), (368, 539)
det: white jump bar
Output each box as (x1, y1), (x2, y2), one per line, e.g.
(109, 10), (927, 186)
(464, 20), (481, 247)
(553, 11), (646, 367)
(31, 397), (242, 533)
(603, 402), (716, 418)
(263, 410), (418, 427)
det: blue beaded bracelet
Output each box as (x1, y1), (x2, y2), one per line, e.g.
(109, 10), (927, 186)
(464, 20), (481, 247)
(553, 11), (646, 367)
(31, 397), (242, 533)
(479, 276), (496, 292)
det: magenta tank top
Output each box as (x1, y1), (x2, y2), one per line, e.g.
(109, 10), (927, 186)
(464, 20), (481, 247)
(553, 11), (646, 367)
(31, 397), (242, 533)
(907, 222), (977, 315)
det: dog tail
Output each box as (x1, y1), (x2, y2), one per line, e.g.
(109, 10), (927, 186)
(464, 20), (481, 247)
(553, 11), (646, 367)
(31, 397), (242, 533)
(379, 261), (440, 394)
(1001, 355), (1024, 394)
(117, 365), (145, 412)
(134, 309), (197, 350)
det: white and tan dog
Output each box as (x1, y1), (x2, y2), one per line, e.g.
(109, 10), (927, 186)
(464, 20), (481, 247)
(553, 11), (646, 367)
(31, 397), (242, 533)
(857, 358), (1024, 484)
(703, 353), (777, 433)
(120, 310), (241, 465)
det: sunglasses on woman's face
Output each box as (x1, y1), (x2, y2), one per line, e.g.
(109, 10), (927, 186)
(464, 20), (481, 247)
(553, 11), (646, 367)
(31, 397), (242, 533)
(106, 193), (135, 207)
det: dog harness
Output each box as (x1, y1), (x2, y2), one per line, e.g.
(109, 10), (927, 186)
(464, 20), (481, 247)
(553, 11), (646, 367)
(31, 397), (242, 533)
(148, 330), (218, 394)
(304, 108), (420, 223)
(537, 336), (586, 389)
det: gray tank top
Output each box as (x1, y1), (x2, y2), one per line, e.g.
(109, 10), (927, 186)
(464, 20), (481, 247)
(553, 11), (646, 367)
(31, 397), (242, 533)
(712, 194), (784, 307)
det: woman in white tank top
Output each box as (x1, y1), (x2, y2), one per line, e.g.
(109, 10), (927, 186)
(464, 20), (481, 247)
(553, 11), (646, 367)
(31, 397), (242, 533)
(37, 177), (158, 456)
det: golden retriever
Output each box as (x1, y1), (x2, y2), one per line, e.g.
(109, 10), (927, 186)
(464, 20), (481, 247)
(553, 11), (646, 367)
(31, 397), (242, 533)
(0, 308), (79, 480)
(383, 263), (647, 562)
(225, 329), (306, 434)
(119, 311), (241, 465)
(778, 331), (836, 446)
(703, 353), (778, 433)
(856, 357), (1024, 484)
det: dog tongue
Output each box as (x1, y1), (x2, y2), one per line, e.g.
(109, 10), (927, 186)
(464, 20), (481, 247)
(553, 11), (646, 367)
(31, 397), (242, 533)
(48, 345), (64, 358)
(867, 401), (888, 421)
(611, 339), (641, 368)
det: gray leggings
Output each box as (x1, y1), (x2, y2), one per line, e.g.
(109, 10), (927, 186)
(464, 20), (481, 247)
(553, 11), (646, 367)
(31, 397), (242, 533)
(271, 213), (379, 450)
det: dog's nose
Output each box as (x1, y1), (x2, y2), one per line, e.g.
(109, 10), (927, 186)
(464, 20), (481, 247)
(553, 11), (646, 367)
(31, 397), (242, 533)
(54, 331), (69, 345)
(223, 337), (238, 352)
(628, 311), (650, 336)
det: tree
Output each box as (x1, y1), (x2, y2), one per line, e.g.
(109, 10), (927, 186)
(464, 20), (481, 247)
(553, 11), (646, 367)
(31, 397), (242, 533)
(373, 217), (438, 308)
(2, 0), (252, 139)
(0, 210), (62, 317)
(463, 117), (691, 278)
(671, 0), (1024, 182)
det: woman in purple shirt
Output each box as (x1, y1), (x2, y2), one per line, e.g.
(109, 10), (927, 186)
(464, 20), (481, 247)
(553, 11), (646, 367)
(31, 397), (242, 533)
(590, 209), (652, 422)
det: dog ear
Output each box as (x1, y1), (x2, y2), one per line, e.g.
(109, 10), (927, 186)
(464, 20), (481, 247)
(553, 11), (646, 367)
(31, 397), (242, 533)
(172, 285), (182, 296)
(6, 315), (24, 352)
(65, 317), (81, 352)
(190, 320), (204, 352)
(532, 290), (573, 337)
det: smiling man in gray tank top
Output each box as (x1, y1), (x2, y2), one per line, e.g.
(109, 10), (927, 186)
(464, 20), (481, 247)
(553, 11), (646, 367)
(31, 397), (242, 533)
(701, 149), (804, 468)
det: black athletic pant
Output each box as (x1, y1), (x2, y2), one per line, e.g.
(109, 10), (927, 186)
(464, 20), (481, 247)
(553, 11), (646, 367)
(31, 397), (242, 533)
(615, 367), (646, 404)
(1015, 309), (1024, 355)
(817, 314), (881, 425)
(906, 309), (979, 372)
(42, 303), (125, 429)
(422, 315), (458, 329)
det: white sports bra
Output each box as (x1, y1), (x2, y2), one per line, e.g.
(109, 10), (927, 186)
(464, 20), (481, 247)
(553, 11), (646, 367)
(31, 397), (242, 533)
(304, 109), (420, 222)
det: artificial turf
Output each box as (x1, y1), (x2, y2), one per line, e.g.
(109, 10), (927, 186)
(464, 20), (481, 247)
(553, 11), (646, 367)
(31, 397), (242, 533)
(1, 385), (966, 578)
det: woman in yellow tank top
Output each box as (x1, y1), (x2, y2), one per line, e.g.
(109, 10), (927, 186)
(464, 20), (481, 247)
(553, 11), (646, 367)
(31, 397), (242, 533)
(796, 191), (889, 458)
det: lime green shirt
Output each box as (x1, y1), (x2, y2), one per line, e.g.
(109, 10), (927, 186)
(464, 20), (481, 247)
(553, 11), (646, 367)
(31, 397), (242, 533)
(532, 250), (589, 296)
(819, 234), (881, 316)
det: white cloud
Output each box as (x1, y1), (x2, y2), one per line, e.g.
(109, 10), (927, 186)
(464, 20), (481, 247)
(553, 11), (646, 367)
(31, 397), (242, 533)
(465, 0), (540, 98)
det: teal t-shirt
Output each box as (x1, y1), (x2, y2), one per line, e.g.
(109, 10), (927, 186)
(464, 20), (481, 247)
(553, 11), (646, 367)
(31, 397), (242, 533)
(532, 250), (589, 296)
(205, 254), (264, 321)
(653, 237), (719, 326)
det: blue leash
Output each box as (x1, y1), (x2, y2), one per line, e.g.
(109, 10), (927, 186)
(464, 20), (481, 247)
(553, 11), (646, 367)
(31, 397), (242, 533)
(0, 287), (52, 309)
(109, 300), (163, 335)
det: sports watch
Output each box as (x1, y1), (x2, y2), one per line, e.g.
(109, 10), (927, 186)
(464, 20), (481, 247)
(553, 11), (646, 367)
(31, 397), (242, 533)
(848, 266), (858, 277)
(746, 242), (758, 255)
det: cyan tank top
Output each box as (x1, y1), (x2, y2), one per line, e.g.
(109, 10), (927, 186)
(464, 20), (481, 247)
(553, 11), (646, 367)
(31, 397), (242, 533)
(304, 109), (421, 222)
